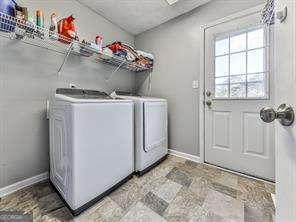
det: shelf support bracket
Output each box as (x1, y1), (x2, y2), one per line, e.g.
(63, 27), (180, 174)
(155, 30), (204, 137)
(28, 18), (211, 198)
(57, 42), (74, 75)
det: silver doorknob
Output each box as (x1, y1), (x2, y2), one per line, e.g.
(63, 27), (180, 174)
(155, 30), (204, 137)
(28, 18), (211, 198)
(260, 103), (294, 126)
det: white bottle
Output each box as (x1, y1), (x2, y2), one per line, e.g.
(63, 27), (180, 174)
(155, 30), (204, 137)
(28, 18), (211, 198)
(49, 13), (58, 40)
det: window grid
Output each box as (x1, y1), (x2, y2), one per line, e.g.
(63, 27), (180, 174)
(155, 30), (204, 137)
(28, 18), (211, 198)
(214, 27), (269, 99)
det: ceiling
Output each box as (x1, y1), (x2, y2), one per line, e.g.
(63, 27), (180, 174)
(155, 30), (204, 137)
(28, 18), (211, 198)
(78, 0), (211, 35)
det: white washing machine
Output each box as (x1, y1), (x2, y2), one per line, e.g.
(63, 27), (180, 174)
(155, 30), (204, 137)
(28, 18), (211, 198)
(49, 88), (134, 215)
(111, 91), (168, 175)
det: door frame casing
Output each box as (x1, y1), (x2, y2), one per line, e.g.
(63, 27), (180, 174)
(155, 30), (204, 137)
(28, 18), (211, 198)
(199, 4), (266, 163)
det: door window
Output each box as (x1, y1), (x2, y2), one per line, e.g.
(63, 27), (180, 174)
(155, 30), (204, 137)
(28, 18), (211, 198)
(214, 27), (269, 99)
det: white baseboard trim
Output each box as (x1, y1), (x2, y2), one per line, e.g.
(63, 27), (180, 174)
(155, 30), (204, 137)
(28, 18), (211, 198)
(168, 149), (201, 163)
(0, 172), (49, 198)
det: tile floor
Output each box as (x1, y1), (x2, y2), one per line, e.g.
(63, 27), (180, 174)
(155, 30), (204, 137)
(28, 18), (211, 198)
(0, 155), (275, 221)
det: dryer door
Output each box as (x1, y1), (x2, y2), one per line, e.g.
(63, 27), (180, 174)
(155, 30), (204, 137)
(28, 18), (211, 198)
(143, 101), (167, 153)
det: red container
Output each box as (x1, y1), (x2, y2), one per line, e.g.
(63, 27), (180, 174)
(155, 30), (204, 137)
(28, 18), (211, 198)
(58, 14), (78, 44)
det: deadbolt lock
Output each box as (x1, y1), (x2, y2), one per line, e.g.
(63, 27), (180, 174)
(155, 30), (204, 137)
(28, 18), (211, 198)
(205, 90), (212, 97)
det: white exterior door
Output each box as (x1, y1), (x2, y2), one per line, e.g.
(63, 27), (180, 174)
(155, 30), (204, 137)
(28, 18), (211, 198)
(274, 0), (296, 220)
(204, 9), (275, 181)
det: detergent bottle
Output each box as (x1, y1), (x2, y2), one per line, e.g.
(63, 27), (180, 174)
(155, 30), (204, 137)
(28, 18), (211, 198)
(58, 14), (78, 44)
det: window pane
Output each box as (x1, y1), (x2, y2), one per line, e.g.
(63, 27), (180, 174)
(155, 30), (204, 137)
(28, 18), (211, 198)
(215, 38), (229, 56)
(230, 83), (246, 98)
(247, 73), (264, 82)
(230, 52), (246, 75)
(248, 28), (264, 50)
(247, 49), (264, 73)
(230, 75), (246, 83)
(230, 33), (246, 53)
(215, 84), (228, 98)
(215, 55), (229, 77)
(247, 82), (265, 98)
(215, 77), (229, 84)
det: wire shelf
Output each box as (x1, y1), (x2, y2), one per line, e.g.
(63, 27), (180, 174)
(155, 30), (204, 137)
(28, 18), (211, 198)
(0, 12), (152, 73)
(97, 53), (152, 73)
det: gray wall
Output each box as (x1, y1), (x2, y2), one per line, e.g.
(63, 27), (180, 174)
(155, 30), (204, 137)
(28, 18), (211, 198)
(135, 0), (264, 156)
(0, 0), (135, 188)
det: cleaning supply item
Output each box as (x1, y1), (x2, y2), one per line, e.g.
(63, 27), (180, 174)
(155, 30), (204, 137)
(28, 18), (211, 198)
(49, 13), (58, 40)
(36, 9), (44, 28)
(15, 5), (27, 20)
(13, 4), (27, 39)
(49, 13), (57, 32)
(35, 10), (45, 39)
(95, 35), (103, 52)
(58, 14), (78, 44)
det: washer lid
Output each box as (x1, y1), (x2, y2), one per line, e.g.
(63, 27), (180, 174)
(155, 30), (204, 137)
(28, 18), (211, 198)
(55, 88), (131, 103)
(111, 91), (166, 102)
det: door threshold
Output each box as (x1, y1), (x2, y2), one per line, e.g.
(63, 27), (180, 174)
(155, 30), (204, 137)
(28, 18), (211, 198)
(204, 162), (275, 185)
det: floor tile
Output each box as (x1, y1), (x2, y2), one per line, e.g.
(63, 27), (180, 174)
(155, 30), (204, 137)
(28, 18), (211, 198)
(152, 162), (177, 178)
(73, 198), (109, 222)
(166, 155), (186, 164)
(184, 160), (200, 168)
(210, 181), (238, 198)
(142, 192), (169, 216)
(152, 179), (182, 203)
(42, 207), (73, 222)
(166, 167), (193, 188)
(119, 202), (166, 222)
(135, 175), (167, 195)
(237, 186), (275, 215)
(93, 197), (124, 222)
(0, 154), (275, 221)
(0, 186), (36, 211)
(178, 161), (204, 178)
(202, 189), (244, 221)
(163, 187), (202, 221)
(189, 206), (227, 222)
(264, 182), (275, 194)
(238, 176), (265, 191)
(73, 197), (124, 222)
(38, 193), (64, 215)
(188, 177), (210, 206)
(215, 171), (239, 190)
(32, 181), (54, 199)
(244, 205), (274, 222)
(109, 180), (144, 211)
(200, 164), (222, 180)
